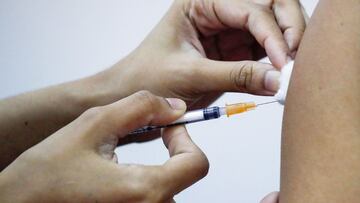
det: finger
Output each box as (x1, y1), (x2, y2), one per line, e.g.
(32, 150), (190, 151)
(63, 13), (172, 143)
(193, 0), (290, 69)
(246, 6), (291, 68)
(77, 90), (186, 143)
(194, 59), (280, 95)
(208, 1), (291, 68)
(118, 130), (161, 146)
(273, 0), (306, 53)
(260, 192), (280, 203)
(160, 126), (209, 195)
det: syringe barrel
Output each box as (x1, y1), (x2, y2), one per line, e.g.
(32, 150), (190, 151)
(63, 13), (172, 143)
(172, 107), (220, 125)
(129, 107), (221, 135)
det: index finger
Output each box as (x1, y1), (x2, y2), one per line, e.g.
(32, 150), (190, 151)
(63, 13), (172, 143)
(160, 126), (209, 195)
(211, 1), (291, 68)
(273, 0), (307, 54)
(246, 6), (291, 68)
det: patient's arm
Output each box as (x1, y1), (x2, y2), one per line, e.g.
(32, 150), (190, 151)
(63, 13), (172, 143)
(279, 0), (360, 202)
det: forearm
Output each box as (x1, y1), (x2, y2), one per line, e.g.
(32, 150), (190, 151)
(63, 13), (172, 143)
(280, 0), (360, 202)
(0, 61), (132, 170)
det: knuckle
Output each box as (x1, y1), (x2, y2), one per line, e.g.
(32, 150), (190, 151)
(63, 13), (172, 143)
(255, 4), (273, 16)
(196, 152), (210, 179)
(134, 90), (159, 109)
(81, 106), (105, 121)
(274, 0), (287, 7)
(229, 62), (255, 91)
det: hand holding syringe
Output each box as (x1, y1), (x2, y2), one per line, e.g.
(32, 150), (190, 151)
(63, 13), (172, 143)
(130, 101), (278, 135)
(130, 60), (294, 135)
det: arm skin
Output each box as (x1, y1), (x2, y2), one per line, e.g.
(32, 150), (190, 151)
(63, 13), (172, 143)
(280, 0), (360, 202)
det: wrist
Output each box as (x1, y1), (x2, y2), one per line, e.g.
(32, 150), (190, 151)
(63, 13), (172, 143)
(66, 59), (136, 111)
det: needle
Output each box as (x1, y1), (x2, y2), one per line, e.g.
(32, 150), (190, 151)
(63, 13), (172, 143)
(256, 101), (278, 107)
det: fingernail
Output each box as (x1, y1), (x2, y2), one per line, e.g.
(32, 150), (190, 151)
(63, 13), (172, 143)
(286, 55), (293, 64)
(284, 33), (294, 52)
(286, 39), (293, 52)
(265, 70), (281, 93)
(166, 98), (186, 111)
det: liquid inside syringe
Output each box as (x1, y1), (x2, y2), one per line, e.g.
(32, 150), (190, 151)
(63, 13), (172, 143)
(129, 101), (278, 135)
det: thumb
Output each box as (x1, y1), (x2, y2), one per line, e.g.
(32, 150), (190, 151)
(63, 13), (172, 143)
(194, 59), (280, 95)
(76, 91), (187, 144)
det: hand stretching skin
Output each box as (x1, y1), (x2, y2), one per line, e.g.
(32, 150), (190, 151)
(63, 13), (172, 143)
(97, 0), (306, 109)
(0, 91), (209, 203)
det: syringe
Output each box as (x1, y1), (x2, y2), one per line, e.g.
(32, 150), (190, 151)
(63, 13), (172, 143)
(129, 101), (277, 135)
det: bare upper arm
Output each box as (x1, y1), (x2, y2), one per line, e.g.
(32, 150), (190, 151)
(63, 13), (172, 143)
(279, 0), (360, 202)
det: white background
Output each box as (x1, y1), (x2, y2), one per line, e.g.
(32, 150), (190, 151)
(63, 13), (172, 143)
(0, 1), (318, 202)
